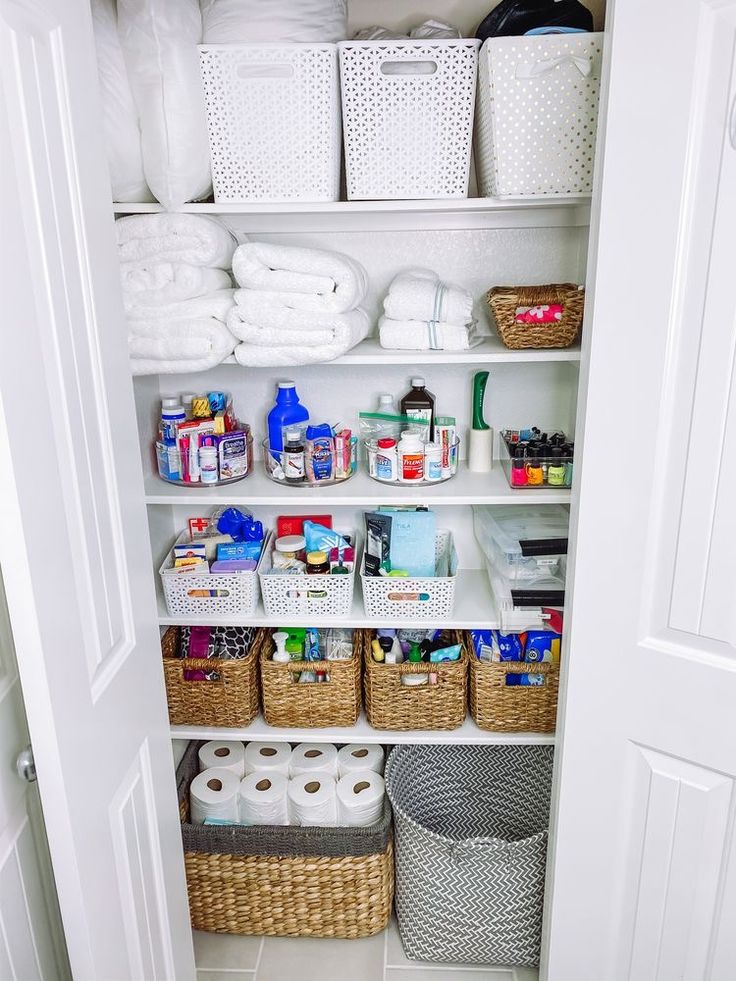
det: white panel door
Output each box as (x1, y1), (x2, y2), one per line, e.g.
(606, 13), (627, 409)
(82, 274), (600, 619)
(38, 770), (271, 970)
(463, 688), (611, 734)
(0, 570), (69, 981)
(545, 1), (736, 979)
(0, 1), (194, 979)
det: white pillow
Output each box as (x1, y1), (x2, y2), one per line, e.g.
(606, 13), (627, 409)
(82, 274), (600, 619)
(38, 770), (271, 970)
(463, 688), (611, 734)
(90, 0), (152, 202)
(201, 0), (348, 43)
(117, 0), (212, 210)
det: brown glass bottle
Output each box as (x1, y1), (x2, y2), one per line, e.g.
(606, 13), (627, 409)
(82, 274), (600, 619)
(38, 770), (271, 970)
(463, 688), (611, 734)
(400, 377), (435, 441)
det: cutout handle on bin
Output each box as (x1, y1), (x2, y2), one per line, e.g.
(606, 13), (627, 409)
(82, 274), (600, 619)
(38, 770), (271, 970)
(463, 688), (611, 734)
(387, 592), (431, 602)
(186, 588), (231, 599)
(381, 60), (437, 76)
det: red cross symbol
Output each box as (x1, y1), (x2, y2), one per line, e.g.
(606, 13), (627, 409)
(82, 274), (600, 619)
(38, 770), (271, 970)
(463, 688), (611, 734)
(189, 517), (210, 538)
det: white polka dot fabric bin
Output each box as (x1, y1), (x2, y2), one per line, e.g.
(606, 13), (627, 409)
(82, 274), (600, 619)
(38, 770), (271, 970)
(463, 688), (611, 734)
(474, 32), (604, 198)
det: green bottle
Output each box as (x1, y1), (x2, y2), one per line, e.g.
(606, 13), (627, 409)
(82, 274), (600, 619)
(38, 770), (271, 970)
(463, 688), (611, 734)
(408, 642), (423, 663)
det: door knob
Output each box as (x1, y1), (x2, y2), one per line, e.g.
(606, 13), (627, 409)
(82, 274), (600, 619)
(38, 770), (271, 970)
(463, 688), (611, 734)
(16, 746), (36, 783)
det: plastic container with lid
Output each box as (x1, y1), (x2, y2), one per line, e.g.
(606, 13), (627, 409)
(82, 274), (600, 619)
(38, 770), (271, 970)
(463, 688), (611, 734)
(424, 442), (442, 482)
(275, 535), (306, 558)
(161, 401), (185, 441)
(398, 432), (424, 483)
(306, 551), (330, 575)
(375, 437), (398, 482)
(199, 446), (219, 484)
(472, 505), (569, 584)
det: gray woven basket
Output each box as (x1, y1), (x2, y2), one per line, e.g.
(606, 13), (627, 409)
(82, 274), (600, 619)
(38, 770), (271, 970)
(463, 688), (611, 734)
(385, 744), (554, 966)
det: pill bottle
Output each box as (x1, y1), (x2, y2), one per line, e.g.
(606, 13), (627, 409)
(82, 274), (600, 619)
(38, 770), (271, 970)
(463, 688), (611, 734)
(424, 442), (442, 482)
(199, 446), (219, 484)
(306, 551), (330, 575)
(375, 437), (398, 482)
(398, 432), (424, 483)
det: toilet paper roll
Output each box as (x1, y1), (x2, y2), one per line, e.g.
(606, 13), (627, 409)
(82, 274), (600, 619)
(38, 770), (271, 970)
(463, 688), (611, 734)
(238, 772), (289, 826)
(244, 741), (292, 776)
(198, 740), (246, 777)
(287, 774), (338, 827)
(289, 743), (338, 779)
(189, 767), (241, 825)
(336, 771), (386, 827)
(336, 744), (385, 778)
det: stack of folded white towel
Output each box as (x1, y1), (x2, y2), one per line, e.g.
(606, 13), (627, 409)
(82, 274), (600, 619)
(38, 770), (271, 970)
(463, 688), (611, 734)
(379, 269), (478, 352)
(118, 214), (239, 375)
(228, 242), (371, 366)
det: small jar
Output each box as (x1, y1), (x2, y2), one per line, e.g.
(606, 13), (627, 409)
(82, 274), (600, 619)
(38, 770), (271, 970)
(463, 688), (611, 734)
(424, 442), (442, 482)
(306, 550), (330, 575)
(199, 446), (219, 484)
(275, 534), (306, 562)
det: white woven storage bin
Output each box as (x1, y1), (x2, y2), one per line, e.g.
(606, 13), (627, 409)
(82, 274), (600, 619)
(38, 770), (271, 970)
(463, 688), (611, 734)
(338, 39), (480, 200)
(198, 44), (341, 203)
(159, 532), (261, 618)
(475, 33), (603, 198)
(259, 531), (356, 619)
(361, 531), (458, 620)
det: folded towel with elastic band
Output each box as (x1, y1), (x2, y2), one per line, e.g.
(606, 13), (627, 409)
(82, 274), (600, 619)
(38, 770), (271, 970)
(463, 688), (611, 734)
(378, 314), (478, 352)
(383, 268), (473, 325)
(231, 242), (368, 313)
(121, 261), (232, 306)
(129, 318), (237, 375)
(116, 214), (237, 267)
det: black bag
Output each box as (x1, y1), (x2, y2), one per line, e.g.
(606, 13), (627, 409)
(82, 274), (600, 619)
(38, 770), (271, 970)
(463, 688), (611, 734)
(476, 0), (593, 41)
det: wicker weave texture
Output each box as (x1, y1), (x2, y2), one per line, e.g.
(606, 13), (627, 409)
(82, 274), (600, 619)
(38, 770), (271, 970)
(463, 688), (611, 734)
(362, 630), (467, 731)
(259, 629), (363, 728)
(467, 645), (559, 733)
(177, 742), (394, 938)
(487, 284), (584, 349)
(161, 626), (263, 727)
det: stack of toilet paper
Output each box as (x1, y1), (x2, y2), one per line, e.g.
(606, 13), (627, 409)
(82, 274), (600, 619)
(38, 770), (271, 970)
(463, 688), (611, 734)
(190, 740), (386, 828)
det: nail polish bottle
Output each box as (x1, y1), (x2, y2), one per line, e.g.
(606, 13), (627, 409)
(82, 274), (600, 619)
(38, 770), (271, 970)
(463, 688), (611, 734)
(562, 442), (574, 486)
(511, 445), (528, 487)
(526, 447), (544, 486)
(547, 447), (567, 486)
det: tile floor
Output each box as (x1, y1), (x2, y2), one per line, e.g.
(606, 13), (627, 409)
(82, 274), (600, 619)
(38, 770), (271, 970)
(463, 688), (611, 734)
(194, 917), (539, 981)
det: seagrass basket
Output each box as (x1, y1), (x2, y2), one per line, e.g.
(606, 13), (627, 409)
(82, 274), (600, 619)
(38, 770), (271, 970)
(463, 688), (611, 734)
(487, 283), (584, 349)
(161, 626), (263, 727)
(259, 629), (363, 727)
(177, 741), (394, 938)
(467, 637), (559, 733)
(362, 630), (467, 730)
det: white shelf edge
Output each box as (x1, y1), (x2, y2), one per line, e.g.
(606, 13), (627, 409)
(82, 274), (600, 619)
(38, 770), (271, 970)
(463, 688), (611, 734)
(217, 335), (582, 367)
(157, 569), (500, 629)
(171, 711), (555, 746)
(143, 465), (572, 507)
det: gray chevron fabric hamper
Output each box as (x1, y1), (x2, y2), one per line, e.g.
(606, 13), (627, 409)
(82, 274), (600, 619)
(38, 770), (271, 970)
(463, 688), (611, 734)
(385, 744), (554, 966)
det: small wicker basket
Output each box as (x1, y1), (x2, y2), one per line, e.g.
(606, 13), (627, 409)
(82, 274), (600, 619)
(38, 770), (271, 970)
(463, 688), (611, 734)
(259, 629), (363, 728)
(487, 283), (584, 349)
(177, 742), (394, 938)
(467, 641), (559, 733)
(161, 626), (263, 728)
(362, 630), (468, 731)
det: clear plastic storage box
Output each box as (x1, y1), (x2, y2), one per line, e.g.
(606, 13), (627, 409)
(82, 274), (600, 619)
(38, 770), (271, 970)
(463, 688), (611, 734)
(473, 505), (569, 584)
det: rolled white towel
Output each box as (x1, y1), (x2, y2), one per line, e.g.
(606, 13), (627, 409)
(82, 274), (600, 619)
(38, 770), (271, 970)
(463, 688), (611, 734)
(121, 261), (232, 306)
(383, 268), (473, 326)
(231, 242), (368, 313)
(124, 288), (235, 320)
(232, 308), (371, 366)
(116, 214), (237, 268)
(379, 314), (479, 352)
(129, 318), (237, 375)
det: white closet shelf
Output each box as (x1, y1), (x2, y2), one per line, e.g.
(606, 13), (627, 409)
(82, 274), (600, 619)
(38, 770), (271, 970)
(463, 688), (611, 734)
(171, 711), (555, 746)
(113, 196), (590, 230)
(144, 465), (572, 506)
(157, 568), (499, 629)
(219, 335), (582, 365)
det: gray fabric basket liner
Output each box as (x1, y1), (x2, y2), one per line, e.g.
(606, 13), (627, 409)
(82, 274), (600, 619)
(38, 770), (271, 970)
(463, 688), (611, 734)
(385, 744), (554, 967)
(177, 740), (392, 858)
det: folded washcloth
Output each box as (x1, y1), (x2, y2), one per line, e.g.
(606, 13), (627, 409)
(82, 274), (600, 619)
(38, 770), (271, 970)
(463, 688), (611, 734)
(129, 318), (237, 375)
(379, 314), (479, 352)
(116, 214), (237, 268)
(231, 242), (368, 313)
(231, 307), (371, 366)
(124, 289), (235, 320)
(121, 261), (232, 306)
(383, 268), (473, 325)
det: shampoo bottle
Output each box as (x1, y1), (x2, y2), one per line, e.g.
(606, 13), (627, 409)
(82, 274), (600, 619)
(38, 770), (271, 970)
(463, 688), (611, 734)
(267, 382), (309, 459)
